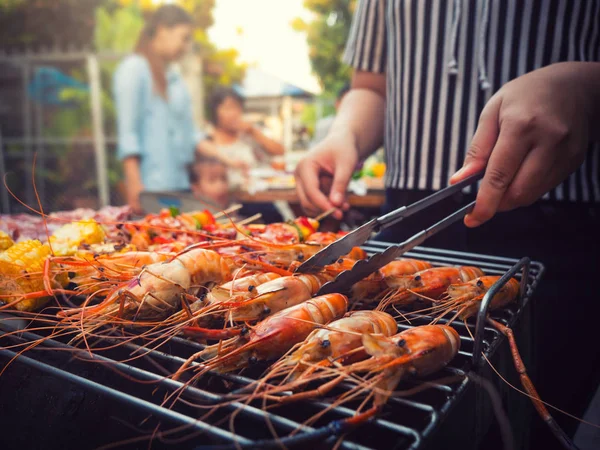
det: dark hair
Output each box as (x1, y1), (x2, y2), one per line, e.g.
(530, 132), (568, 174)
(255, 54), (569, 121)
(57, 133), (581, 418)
(189, 155), (226, 184)
(135, 5), (193, 98)
(337, 82), (351, 100)
(208, 87), (245, 125)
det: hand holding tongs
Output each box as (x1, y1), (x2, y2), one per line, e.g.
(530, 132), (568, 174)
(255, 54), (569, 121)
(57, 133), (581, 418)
(295, 171), (484, 295)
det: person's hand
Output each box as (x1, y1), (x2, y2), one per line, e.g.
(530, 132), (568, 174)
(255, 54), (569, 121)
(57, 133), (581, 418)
(237, 120), (255, 135)
(450, 62), (592, 227)
(295, 131), (359, 219)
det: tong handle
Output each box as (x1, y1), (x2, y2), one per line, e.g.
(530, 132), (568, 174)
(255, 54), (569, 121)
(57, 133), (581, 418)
(377, 171), (484, 230)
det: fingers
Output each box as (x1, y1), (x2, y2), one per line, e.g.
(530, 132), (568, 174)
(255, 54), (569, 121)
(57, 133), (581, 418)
(329, 161), (355, 215)
(295, 181), (320, 218)
(495, 146), (555, 212)
(295, 160), (337, 218)
(496, 136), (580, 212)
(465, 124), (532, 227)
(450, 96), (501, 184)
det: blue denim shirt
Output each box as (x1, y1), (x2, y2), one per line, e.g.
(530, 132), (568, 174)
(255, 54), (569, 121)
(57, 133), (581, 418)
(113, 54), (202, 191)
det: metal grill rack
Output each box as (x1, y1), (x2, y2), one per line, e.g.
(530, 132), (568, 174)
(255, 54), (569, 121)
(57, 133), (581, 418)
(0, 242), (544, 450)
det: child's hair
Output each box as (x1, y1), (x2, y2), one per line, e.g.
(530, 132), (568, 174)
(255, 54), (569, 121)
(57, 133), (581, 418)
(189, 155), (226, 184)
(208, 87), (245, 125)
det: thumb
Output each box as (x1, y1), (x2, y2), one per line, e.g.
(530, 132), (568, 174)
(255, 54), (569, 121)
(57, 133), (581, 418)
(329, 161), (356, 207)
(450, 96), (501, 184)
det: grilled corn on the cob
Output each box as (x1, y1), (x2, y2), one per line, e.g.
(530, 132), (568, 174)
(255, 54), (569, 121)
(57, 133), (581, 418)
(0, 240), (66, 311)
(49, 219), (106, 256)
(0, 230), (14, 251)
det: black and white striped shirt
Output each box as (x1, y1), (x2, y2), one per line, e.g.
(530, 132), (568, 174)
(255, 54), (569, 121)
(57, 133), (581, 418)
(344, 0), (600, 202)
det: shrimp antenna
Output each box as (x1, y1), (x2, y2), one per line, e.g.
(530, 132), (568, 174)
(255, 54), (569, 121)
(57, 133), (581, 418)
(465, 319), (588, 450)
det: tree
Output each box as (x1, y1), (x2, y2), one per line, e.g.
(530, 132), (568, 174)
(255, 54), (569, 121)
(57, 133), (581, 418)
(0, 0), (105, 50)
(292, 0), (356, 96)
(196, 31), (246, 103)
(0, 0), (245, 94)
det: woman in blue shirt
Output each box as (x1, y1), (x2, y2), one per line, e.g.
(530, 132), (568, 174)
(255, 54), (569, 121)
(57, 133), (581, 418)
(113, 5), (204, 213)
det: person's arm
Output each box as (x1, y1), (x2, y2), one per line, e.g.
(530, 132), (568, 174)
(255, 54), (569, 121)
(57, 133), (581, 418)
(122, 157), (144, 212)
(243, 125), (285, 156)
(113, 57), (146, 214)
(295, 0), (387, 219)
(451, 62), (600, 227)
(295, 72), (385, 219)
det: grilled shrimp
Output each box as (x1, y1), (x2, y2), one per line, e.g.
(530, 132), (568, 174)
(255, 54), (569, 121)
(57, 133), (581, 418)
(304, 232), (367, 260)
(271, 310), (398, 383)
(258, 244), (366, 270)
(263, 324), (460, 408)
(376, 266), (484, 311)
(67, 251), (174, 293)
(199, 272), (281, 309)
(177, 293), (349, 375)
(203, 273), (333, 323)
(430, 275), (570, 447)
(310, 257), (432, 304)
(58, 248), (232, 322)
(257, 244), (325, 268)
(353, 325), (461, 409)
(431, 276), (520, 323)
(378, 259), (434, 287)
(167, 272), (282, 326)
(304, 232), (341, 245)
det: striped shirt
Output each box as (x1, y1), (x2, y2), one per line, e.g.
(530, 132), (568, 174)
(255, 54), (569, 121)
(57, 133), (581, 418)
(344, 0), (600, 202)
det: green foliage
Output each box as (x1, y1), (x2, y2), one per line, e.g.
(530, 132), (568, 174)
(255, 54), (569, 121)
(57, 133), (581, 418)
(300, 98), (336, 136)
(94, 4), (144, 53)
(0, 0), (24, 8)
(300, 103), (318, 136)
(294, 0), (356, 96)
(199, 32), (247, 104)
(0, 0), (105, 50)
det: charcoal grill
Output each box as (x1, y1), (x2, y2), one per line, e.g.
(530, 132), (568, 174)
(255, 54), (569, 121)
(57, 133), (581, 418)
(0, 242), (544, 450)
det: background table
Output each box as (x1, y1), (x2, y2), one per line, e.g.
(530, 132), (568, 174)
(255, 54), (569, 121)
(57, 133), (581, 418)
(234, 188), (386, 209)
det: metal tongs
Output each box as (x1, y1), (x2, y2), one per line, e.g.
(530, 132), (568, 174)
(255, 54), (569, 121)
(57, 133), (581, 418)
(295, 171), (484, 295)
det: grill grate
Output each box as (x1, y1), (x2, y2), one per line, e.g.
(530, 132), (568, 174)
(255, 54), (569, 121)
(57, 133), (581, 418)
(0, 242), (544, 449)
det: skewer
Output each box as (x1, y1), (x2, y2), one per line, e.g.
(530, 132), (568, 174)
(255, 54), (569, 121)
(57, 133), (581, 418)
(314, 208), (337, 222)
(225, 213), (262, 228)
(214, 204), (243, 219)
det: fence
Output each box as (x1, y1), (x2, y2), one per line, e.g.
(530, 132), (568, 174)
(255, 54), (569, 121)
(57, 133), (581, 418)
(0, 49), (127, 214)
(0, 47), (205, 215)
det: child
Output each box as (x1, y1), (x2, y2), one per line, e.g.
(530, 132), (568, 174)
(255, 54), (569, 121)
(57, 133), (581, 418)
(189, 156), (231, 210)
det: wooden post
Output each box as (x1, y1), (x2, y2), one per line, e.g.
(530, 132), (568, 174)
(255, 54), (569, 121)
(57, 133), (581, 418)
(180, 50), (205, 127)
(86, 54), (110, 207)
